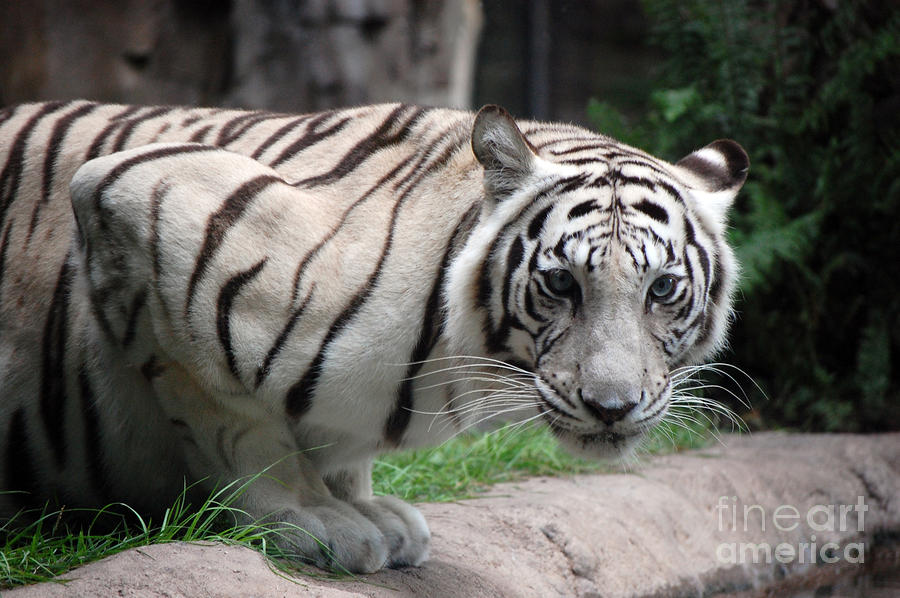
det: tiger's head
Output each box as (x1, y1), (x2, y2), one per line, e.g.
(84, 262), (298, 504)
(445, 105), (748, 459)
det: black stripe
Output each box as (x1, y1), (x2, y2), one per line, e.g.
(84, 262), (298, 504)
(4, 409), (40, 509)
(552, 235), (567, 258)
(665, 240), (676, 264)
(225, 112), (293, 148)
(585, 175), (612, 189)
(140, 355), (166, 380)
(476, 240), (499, 309)
(708, 257), (724, 306)
(640, 244), (650, 273)
(548, 142), (612, 156)
(152, 122), (172, 140)
(149, 181), (169, 283)
(271, 112), (350, 168)
(0, 101), (68, 229)
(682, 246), (695, 290)
(693, 242), (711, 293)
(110, 106), (173, 152)
(296, 105), (427, 188)
(189, 125), (213, 142)
(655, 180), (683, 203)
(385, 204), (480, 445)
(538, 328), (567, 362)
(181, 114), (203, 127)
(528, 205), (553, 239)
(632, 198), (669, 224)
(122, 288), (148, 347)
(484, 235), (528, 353)
(216, 111), (266, 146)
(250, 115), (311, 161)
(185, 174), (280, 316)
(528, 242), (541, 274)
(567, 200), (595, 220)
(557, 174), (592, 195)
(624, 244), (641, 271)
(41, 257), (75, 468)
(533, 134), (595, 150)
(0, 104), (17, 126)
(78, 365), (110, 501)
(684, 216), (711, 293)
(695, 259), (725, 347)
(27, 102), (99, 244)
(86, 105), (142, 160)
(502, 236), (525, 314)
(285, 353), (323, 418)
(613, 174), (658, 193)
(0, 218), (12, 296)
(255, 286), (315, 389)
(524, 286), (547, 323)
(523, 246), (547, 323)
(148, 181), (174, 322)
(217, 258), (267, 382)
(559, 157), (602, 166)
(615, 159), (670, 177)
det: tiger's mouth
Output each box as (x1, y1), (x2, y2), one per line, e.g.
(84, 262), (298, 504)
(542, 416), (646, 460)
(534, 382), (667, 460)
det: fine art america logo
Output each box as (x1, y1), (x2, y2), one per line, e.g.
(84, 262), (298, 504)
(715, 496), (868, 565)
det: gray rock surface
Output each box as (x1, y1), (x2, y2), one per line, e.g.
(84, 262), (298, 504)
(7, 432), (899, 597)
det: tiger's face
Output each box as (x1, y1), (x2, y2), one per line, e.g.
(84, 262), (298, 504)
(446, 106), (748, 459)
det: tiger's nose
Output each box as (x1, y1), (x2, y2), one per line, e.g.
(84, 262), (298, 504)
(580, 388), (640, 425)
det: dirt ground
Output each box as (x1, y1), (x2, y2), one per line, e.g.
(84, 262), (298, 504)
(7, 432), (899, 598)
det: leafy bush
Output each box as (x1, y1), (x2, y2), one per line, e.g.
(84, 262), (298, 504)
(589, 0), (900, 431)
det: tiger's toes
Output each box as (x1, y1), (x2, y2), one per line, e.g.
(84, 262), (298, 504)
(285, 497), (429, 573)
(353, 495), (431, 568)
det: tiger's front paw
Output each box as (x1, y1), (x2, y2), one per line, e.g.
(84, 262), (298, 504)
(352, 495), (430, 568)
(271, 496), (430, 573)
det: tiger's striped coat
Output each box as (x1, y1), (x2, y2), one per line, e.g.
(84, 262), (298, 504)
(0, 100), (747, 572)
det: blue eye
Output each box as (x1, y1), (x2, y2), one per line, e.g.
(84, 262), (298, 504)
(649, 275), (676, 300)
(545, 269), (576, 295)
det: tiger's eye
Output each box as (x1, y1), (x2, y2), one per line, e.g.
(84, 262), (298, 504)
(649, 275), (676, 299)
(546, 269), (576, 294)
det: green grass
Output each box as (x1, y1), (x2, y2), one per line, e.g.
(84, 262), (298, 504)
(0, 416), (714, 589)
(373, 415), (715, 502)
(0, 476), (329, 589)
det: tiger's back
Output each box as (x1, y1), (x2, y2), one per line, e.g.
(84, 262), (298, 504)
(0, 100), (748, 572)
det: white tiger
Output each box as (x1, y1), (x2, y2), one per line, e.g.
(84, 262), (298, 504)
(0, 100), (748, 572)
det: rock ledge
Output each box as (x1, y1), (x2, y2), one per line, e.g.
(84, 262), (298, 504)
(7, 433), (899, 598)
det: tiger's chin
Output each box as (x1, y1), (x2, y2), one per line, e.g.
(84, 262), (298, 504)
(545, 420), (647, 461)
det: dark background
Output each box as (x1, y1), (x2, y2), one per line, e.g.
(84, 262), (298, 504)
(1, 0), (897, 432)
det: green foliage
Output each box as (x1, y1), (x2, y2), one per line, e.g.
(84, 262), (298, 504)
(589, 0), (900, 431)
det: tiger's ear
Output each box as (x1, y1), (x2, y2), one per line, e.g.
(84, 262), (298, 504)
(675, 139), (749, 228)
(472, 105), (537, 199)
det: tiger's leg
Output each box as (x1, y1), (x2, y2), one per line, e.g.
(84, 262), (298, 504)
(151, 364), (427, 572)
